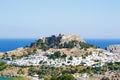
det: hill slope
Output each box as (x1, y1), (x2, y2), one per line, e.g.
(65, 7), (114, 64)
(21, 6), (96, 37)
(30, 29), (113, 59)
(1, 34), (97, 59)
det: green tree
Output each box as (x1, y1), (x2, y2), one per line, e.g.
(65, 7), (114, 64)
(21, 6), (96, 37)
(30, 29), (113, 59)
(17, 68), (25, 75)
(50, 75), (58, 80)
(69, 56), (73, 60)
(54, 51), (61, 58)
(0, 62), (9, 71)
(11, 54), (17, 60)
(57, 74), (76, 80)
(28, 66), (36, 76)
(61, 54), (67, 58)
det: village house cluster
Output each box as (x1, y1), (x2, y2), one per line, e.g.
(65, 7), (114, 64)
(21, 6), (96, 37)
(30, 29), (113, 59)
(9, 51), (120, 68)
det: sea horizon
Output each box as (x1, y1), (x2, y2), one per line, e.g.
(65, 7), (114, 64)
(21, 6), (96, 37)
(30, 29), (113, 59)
(0, 38), (120, 52)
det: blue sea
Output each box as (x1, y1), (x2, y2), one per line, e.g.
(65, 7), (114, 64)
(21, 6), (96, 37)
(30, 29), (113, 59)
(0, 39), (120, 52)
(86, 39), (120, 49)
(0, 77), (12, 80)
(0, 39), (35, 52)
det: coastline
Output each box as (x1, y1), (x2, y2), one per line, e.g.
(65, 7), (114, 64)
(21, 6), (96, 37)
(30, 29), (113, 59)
(0, 76), (30, 80)
(0, 75), (39, 80)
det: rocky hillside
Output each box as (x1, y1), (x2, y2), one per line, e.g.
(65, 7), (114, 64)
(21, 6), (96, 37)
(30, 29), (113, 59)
(107, 44), (120, 53)
(30, 34), (94, 50)
(60, 34), (85, 43)
(0, 34), (97, 59)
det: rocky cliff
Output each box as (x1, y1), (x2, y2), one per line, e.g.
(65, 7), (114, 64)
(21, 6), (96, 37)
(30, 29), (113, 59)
(40, 33), (85, 43)
(31, 33), (94, 50)
(60, 34), (85, 43)
(107, 44), (120, 53)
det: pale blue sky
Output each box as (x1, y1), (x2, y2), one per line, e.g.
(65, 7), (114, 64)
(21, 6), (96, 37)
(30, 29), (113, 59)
(0, 0), (120, 39)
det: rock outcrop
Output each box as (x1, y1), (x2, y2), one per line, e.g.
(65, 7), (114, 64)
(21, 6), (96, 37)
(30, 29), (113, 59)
(60, 34), (85, 43)
(107, 44), (120, 53)
(33, 33), (88, 50)
(40, 33), (85, 44)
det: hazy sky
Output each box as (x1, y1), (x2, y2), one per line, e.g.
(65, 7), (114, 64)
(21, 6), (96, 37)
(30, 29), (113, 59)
(0, 0), (120, 39)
